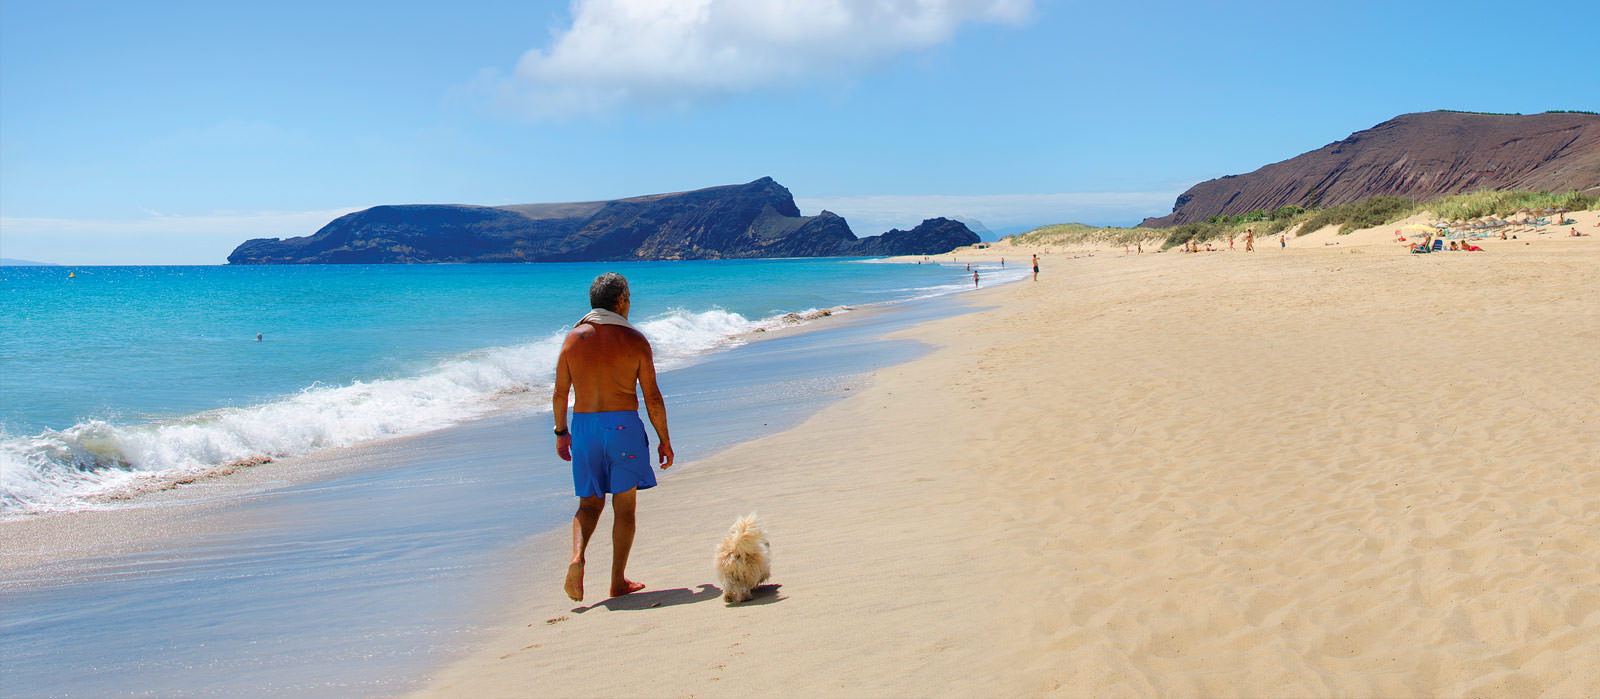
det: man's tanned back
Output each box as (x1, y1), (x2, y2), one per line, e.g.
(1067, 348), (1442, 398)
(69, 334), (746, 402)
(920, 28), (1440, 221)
(561, 323), (650, 413)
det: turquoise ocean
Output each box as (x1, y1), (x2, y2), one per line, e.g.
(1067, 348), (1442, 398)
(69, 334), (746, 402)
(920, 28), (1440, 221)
(1, 258), (1018, 515)
(1, 257), (1029, 695)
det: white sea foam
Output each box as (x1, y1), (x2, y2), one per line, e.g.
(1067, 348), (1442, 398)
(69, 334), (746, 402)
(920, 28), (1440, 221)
(636, 307), (759, 368)
(0, 306), (833, 515)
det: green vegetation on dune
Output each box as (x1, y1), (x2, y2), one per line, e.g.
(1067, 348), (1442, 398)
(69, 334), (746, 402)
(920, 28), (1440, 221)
(1012, 189), (1595, 250)
(1205, 205), (1305, 226)
(1006, 222), (1156, 247)
(1424, 190), (1597, 221)
(1297, 196), (1415, 235)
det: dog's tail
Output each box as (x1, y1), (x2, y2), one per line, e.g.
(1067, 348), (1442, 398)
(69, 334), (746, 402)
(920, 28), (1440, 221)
(716, 512), (769, 563)
(730, 512), (763, 537)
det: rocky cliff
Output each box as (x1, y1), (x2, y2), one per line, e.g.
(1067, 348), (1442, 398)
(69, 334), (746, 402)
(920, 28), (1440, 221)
(227, 178), (977, 264)
(1141, 111), (1600, 227)
(847, 218), (983, 257)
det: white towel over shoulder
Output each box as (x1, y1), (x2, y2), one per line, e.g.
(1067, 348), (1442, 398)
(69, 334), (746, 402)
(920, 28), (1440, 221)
(577, 308), (636, 331)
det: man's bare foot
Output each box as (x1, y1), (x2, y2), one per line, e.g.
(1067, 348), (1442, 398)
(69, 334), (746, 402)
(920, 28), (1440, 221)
(565, 562), (584, 601)
(609, 579), (645, 598)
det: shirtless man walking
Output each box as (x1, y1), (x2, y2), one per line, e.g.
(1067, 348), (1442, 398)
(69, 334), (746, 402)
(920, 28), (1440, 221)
(553, 272), (675, 601)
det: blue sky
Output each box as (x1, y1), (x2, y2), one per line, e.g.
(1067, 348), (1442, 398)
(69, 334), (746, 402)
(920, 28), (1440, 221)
(3, 0), (1595, 264)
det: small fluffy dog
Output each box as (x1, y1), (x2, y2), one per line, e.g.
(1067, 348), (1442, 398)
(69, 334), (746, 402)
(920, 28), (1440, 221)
(714, 512), (771, 604)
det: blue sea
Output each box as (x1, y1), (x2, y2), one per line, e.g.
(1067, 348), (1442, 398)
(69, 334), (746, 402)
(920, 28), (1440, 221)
(0, 257), (1025, 696)
(0, 258), (1020, 516)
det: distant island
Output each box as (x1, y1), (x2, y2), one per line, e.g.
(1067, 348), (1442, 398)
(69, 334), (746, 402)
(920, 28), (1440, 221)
(0, 258), (60, 266)
(227, 177), (978, 264)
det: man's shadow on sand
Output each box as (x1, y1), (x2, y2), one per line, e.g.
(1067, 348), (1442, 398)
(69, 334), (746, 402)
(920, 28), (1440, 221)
(574, 583), (784, 612)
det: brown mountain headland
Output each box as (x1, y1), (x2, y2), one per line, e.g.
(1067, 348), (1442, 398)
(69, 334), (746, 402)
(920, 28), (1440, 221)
(1142, 111), (1600, 227)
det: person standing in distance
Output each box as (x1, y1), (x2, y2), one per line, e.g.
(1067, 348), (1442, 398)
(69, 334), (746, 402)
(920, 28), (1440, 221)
(552, 272), (675, 601)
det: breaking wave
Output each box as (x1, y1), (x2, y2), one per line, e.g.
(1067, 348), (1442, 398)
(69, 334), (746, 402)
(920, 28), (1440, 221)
(0, 306), (840, 515)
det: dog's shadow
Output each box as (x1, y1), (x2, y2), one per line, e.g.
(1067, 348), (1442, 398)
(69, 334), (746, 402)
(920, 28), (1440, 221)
(727, 583), (785, 606)
(573, 583), (785, 612)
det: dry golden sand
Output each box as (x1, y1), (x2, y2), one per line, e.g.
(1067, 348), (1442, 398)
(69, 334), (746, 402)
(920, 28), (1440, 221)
(419, 231), (1600, 697)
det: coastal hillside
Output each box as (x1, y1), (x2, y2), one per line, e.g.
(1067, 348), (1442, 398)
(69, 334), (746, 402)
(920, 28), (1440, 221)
(226, 178), (977, 264)
(1141, 111), (1600, 227)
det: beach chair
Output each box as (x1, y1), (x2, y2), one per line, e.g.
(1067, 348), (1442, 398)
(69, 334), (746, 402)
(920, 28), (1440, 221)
(1431, 238), (1445, 252)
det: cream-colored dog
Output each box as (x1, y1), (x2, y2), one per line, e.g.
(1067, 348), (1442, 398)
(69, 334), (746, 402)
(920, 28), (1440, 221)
(714, 513), (771, 604)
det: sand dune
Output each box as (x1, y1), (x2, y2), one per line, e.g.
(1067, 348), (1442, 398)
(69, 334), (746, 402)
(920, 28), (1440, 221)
(419, 233), (1600, 697)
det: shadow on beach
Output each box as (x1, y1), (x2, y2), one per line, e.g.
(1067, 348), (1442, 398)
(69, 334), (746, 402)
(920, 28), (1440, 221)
(732, 583), (785, 606)
(573, 583), (784, 612)
(575, 583), (720, 612)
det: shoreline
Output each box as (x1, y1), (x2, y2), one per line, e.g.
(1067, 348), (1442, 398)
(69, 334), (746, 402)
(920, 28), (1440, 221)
(1, 257), (1005, 520)
(418, 237), (1600, 696)
(0, 279), (1006, 696)
(0, 291), (928, 546)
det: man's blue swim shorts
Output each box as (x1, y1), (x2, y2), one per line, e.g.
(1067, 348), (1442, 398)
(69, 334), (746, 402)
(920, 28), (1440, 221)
(570, 410), (656, 497)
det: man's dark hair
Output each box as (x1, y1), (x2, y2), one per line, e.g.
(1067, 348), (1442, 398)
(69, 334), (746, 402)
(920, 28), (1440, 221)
(589, 272), (629, 311)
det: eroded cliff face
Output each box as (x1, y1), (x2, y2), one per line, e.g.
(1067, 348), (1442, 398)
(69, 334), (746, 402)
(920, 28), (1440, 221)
(1141, 111), (1600, 227)
(228, 178), (977, 264)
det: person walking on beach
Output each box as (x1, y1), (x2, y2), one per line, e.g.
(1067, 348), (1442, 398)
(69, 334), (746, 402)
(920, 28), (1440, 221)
(1032, 254), (1039, 281)
(973, 269), (980, 288)
(1245, 229), (1255, 252)
(552, 272), (675, 602)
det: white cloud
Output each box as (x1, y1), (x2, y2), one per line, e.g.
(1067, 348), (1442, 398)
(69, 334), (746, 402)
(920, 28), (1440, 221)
(496, 0), (1033, 117)
(0, 207), (363, 265)
(796, 190), (1184, 237)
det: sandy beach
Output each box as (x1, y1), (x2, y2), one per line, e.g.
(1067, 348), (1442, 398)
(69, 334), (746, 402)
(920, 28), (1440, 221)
(419, 216), (1600, 696)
